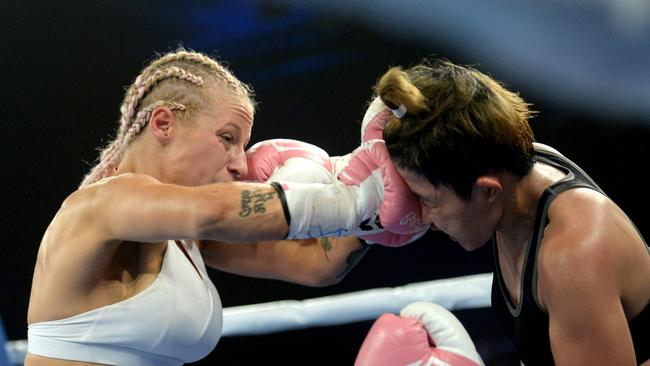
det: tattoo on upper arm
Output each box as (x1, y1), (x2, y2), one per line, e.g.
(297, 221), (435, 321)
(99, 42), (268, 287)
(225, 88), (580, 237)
(335, 244), (370, 279)
(239, 189), (275, 217)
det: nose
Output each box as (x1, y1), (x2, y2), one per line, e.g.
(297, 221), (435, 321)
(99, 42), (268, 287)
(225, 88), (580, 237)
(229, 147), (248, 180)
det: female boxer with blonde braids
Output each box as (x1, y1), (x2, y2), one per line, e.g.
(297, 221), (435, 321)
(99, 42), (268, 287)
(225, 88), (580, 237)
(25, 48), (365, 366)
(377, 59), (649, 365)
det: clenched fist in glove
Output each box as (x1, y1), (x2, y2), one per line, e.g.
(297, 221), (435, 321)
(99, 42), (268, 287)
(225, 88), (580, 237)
(355, 302), (484, 366)
(244, 97), (429, 246)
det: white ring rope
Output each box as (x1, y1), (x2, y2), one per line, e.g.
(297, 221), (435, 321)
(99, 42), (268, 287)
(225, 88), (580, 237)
(223, 273), (492, 336)
(4, 273), (492, 365)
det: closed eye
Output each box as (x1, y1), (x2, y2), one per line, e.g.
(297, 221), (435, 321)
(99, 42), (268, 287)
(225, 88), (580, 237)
(415, 194), (437, 208)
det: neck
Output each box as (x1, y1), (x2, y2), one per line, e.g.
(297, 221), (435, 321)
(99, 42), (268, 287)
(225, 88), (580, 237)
(494, 175), (536, 263)
(114, 142), (166, 181)
(495, 162), (567, 257)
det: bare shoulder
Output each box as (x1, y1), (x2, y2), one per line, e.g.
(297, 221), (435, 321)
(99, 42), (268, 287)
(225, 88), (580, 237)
(546, 187), (643, 255)
(40, 173), (165, 273)
(51, 174), (162, 243)
(64, 173), (160, 214)
(542, 188), (625, 268)
(70, 173), (161, 201)
(538, 188), (643, 305)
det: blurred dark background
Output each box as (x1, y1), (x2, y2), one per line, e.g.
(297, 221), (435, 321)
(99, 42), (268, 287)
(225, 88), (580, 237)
(2, 1), (648, 365)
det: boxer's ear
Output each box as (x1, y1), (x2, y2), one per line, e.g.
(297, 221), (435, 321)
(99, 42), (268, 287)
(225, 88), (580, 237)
(149, 106), (176, 145)
(475, 175), (502, 203)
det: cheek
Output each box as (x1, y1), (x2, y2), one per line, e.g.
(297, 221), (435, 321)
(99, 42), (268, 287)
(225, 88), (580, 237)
(464, 204), (494, 237)
(190, 140), (225, 170)
(445, 206), (473, 233)
(209, 151), (228, 171)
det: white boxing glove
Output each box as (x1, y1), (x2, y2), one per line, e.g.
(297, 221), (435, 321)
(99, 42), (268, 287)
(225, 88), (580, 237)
(246, 98), (429, 245)
(355, 302), (484, 366)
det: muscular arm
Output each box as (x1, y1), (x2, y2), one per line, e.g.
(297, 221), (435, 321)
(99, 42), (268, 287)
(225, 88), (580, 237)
(540, 193), (638, 366)
(199, 237), (369, 287)
(87, 173), (288, 244)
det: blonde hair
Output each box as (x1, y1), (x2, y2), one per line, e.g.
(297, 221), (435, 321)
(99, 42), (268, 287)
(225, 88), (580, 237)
(80, 49), (255, 187)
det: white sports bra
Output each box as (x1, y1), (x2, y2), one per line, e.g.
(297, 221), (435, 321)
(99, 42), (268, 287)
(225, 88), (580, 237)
(28, 240), (222, 365)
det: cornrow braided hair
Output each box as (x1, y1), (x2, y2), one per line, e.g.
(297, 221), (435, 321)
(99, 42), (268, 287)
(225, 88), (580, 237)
(118, 67), (203, 136)
(80, 49), (254, 187)
(145, 50), (254, 102)
(80, 100), (188, 187)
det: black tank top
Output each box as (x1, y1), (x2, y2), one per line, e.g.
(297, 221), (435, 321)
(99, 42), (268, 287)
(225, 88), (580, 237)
(491, 147), (650, 366)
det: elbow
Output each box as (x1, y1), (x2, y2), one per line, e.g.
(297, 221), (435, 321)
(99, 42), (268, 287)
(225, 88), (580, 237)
(313, 275), (345, 287)
(298, 270), (345, 288)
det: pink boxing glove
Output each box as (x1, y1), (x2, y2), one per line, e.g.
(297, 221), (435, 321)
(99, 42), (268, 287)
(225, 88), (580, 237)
(243, 139), (333, 184)
(334, 97), (428, 246)
(355, 302), (484, 366)
(243, 98), (428, 245)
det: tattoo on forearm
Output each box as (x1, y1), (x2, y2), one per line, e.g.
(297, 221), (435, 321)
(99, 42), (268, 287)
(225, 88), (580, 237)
(336, 245), (370, 279)
(321, 237), (333, 260)
(239, 189), (275, 217)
